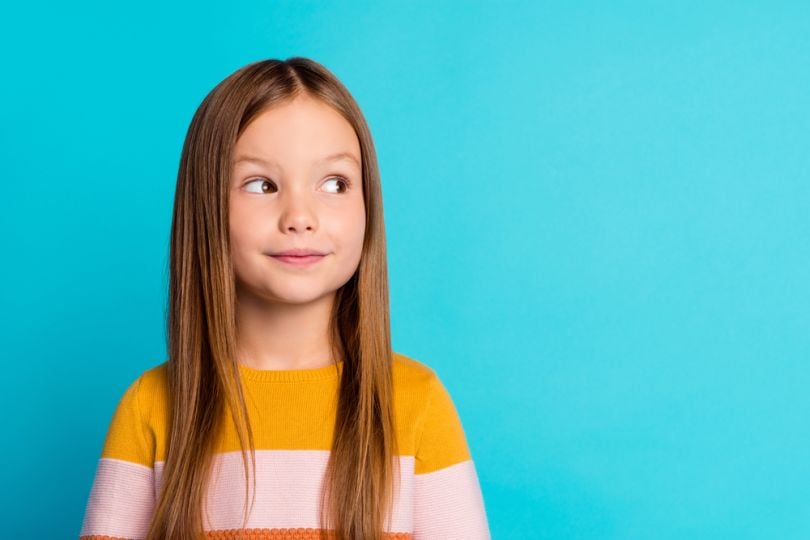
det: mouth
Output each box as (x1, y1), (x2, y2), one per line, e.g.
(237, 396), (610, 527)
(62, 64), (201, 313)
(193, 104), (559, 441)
(269, 254), (327, 267)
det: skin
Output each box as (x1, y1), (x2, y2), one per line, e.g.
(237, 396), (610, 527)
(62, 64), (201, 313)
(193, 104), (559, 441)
(228, 93), (365, 370)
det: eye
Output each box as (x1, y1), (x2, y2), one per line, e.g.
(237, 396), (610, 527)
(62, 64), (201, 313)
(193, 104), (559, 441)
(243, 178), (277, 194)
(323, 176), (352, 194)
(241, 176), (352, 194)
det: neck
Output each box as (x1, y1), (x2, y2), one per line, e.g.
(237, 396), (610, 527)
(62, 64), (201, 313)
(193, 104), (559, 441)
(234, 286), (340, 370)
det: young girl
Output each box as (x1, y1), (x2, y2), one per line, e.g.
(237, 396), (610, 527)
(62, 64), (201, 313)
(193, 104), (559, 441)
(79, 57), (490, 540)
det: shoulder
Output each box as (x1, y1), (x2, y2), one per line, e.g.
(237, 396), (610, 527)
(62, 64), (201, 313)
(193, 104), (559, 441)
(393, 353), (490, 536)
(392, 350), (437, 384)
(139, 359), (169, 391)
(99, 361), (168, 466)
(392, 350), (452, 405)
(134, 360), (170, 414)
(391, 351), (471, 465)
(141, 359), (169, 382)
(124, 360), (171, 462)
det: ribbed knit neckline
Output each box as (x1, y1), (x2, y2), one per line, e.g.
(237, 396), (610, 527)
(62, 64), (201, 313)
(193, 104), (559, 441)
(237, 360), (344, 382)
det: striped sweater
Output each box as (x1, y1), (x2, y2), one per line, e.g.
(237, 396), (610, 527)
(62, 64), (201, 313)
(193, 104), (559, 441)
(79, 352), (490, 539)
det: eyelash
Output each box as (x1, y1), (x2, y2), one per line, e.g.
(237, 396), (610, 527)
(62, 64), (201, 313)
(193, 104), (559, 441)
(243, 175), (353, 194)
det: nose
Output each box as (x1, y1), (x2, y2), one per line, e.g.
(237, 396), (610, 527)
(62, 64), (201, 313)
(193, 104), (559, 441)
(278, 187), (317, 233)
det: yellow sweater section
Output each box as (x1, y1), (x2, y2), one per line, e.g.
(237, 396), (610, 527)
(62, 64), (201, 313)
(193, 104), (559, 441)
(99, 352), (472, 475)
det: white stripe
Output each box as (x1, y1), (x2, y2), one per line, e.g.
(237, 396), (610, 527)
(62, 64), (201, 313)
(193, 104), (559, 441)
(155, 450), (415, 533)
(413, 460), (490, 539)
(80, 457), (155, 539)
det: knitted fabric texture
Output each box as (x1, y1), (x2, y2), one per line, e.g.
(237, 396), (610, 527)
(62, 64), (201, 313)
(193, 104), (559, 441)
(79, 352), (490, 539)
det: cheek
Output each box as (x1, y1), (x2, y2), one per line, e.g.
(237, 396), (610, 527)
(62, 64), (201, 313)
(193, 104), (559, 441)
(229, 206), (265, 258)
(345, 207), (367, 257)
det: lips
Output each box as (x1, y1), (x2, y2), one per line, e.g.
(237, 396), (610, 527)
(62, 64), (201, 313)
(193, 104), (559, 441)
(270, 248), (327, 256)
(270, 253), (326, 267)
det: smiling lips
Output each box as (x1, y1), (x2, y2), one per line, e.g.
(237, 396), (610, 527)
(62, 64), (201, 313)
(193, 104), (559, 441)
(272, 255), (325, 266)
(269, 249), (327, 267)
(271, 248), (327, 256)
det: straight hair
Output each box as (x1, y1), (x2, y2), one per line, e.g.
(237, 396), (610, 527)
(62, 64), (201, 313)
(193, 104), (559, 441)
(148, 57), (399, 540)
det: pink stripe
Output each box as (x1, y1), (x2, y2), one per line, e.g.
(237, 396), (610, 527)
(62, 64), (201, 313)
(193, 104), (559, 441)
(155, 450), (415, 533)
(413, 460), (491, 539)
(80, 457), (155, 538)
(81, 452), (487, 538)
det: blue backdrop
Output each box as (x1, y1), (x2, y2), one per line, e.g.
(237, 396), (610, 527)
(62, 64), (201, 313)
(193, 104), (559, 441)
(2, 1), (808, 538)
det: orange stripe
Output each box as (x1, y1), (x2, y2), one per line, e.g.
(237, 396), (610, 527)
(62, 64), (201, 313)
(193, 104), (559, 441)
(80, 529), (412, 539)
(204, 529), (412, 539)
(111, 352), (472, 472)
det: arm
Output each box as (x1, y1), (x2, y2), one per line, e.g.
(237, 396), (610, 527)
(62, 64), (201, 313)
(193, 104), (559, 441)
(413, 372), (491, 539)
(79, 373), (156, 540)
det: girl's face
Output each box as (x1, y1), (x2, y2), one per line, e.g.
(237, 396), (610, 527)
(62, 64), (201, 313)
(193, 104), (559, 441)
(229, 94), (365, 306)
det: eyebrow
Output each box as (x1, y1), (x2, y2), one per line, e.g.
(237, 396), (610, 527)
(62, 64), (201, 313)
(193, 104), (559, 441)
(233, 151), (361, 168)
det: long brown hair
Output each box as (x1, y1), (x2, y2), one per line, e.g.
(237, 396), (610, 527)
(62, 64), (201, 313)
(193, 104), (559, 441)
(149, 57), (399, 540)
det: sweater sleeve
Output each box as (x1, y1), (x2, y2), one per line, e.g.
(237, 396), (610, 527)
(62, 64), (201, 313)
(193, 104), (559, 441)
(79, 373), (156, 540)
(413, 372), (491, 539)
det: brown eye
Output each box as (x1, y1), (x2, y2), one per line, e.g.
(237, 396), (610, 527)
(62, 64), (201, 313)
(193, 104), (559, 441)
(324, 176), (351, 194)
(244, 178), (277, 194)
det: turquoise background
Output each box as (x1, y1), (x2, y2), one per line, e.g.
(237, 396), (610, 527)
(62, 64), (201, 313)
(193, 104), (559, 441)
(2, 1), (808, 537)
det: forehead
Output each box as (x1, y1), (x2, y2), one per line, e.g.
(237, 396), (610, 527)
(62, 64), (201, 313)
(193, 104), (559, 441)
(233, 96), (361, 170)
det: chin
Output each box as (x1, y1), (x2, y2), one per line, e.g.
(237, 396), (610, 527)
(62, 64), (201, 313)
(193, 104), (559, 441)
(265, 286), (334, 305)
